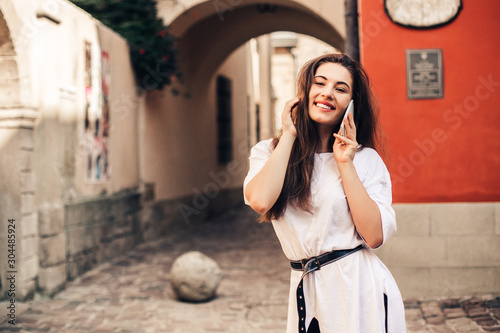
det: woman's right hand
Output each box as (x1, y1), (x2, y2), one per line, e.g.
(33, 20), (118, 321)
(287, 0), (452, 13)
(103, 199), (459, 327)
(281, 97), (300, 137)
(246, 98), (299, 215)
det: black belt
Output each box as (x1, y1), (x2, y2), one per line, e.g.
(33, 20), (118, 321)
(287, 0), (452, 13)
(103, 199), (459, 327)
(290, 245), (363, 332)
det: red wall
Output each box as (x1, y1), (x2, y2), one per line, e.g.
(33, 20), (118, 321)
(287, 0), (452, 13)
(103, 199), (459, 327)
(359, 0), (500, 203)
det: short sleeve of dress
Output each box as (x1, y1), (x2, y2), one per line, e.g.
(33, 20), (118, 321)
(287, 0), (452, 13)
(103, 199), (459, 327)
(359, 149), (397, 248)
(243, 139), (273, 205)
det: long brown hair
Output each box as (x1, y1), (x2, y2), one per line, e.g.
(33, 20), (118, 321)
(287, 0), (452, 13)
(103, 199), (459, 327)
(260, 53), (385, 222)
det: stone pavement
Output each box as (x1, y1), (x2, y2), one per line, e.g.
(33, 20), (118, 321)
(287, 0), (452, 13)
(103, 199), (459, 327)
(1, 206), (499, 332)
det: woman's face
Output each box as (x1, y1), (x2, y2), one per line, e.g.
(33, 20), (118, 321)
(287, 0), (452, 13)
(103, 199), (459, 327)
(308, 62), (353, 129)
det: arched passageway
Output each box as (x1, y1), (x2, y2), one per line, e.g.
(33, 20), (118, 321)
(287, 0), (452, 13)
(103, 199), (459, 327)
(169, 0), (344, 88)
(142, 0), (346, 206)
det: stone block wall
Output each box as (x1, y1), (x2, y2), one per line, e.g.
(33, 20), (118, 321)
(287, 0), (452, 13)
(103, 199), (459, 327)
(0, 125), (39, 300)
(38, 204), (66, 293)
(65, 190), (142, 278)
(17, 128), (39, 299)
(36, 186), (156, 296)
(375, 202), (500, 299)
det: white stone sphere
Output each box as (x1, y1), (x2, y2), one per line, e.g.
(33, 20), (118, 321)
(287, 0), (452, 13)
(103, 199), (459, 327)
(170, 251), (222, 302)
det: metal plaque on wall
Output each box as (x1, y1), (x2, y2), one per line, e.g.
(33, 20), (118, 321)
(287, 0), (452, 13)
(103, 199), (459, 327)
(406, 49), (443, 99)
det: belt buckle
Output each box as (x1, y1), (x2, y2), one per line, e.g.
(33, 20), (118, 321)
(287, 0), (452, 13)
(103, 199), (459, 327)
(314, 256), (321, 270)
(301, 256), (321, 271)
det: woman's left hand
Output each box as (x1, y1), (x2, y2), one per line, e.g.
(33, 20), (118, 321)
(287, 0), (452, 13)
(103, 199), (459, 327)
(333, 112), (358, 164)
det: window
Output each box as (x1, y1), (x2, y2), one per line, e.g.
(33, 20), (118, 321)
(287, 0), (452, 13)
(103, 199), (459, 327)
(216, 75), (233, 164)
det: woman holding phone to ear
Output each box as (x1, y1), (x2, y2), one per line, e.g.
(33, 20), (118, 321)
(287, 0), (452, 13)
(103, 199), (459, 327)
(244, 53), (406, 333)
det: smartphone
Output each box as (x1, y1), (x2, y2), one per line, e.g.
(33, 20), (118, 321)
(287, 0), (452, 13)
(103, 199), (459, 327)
(340, 100), (354, 137)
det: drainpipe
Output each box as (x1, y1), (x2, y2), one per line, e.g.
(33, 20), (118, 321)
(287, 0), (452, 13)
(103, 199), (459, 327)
(345, 0), (360, 62)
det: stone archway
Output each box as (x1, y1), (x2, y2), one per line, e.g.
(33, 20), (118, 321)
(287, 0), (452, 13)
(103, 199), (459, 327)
(141, 0), (346, 207)
(167, 0), (345, 88)
(0, 10), (19, 103)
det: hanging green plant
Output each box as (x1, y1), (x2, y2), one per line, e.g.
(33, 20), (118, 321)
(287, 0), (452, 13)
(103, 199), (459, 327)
(70, 0), (179, 91)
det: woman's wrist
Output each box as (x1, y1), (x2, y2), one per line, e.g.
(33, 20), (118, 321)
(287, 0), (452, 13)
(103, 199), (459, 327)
(281, 131), (297, 141)
(336, 159), (355, 175)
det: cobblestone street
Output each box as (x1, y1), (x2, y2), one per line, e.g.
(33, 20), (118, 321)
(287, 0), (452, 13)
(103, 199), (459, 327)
(1, 206), (499, 332)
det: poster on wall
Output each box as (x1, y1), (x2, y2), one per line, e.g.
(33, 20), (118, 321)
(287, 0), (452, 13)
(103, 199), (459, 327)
(100, 51), (110, 181)
(84, 41), (111, 182)
(406, 49), (443, 99)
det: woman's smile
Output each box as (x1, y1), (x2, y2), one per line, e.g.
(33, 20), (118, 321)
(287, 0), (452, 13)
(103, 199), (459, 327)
(313, 100), (335, 111)
(308, 62), (353, 128)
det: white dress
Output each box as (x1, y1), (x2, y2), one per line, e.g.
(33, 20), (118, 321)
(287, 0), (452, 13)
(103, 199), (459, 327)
(243, 139), (406, 333)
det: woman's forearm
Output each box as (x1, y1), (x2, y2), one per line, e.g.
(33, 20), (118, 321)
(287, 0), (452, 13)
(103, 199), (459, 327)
(338, 161), (383, 248)
(245, 132), (296, 214)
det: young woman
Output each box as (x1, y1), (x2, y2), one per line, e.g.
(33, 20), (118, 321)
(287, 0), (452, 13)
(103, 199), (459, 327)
(243, 53), (406, 332)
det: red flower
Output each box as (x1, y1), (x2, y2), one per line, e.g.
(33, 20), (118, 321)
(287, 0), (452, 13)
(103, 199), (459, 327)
(139, 49), (146, 55)
(162, 55), (170, 61)
(158, 30), (166, 37)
